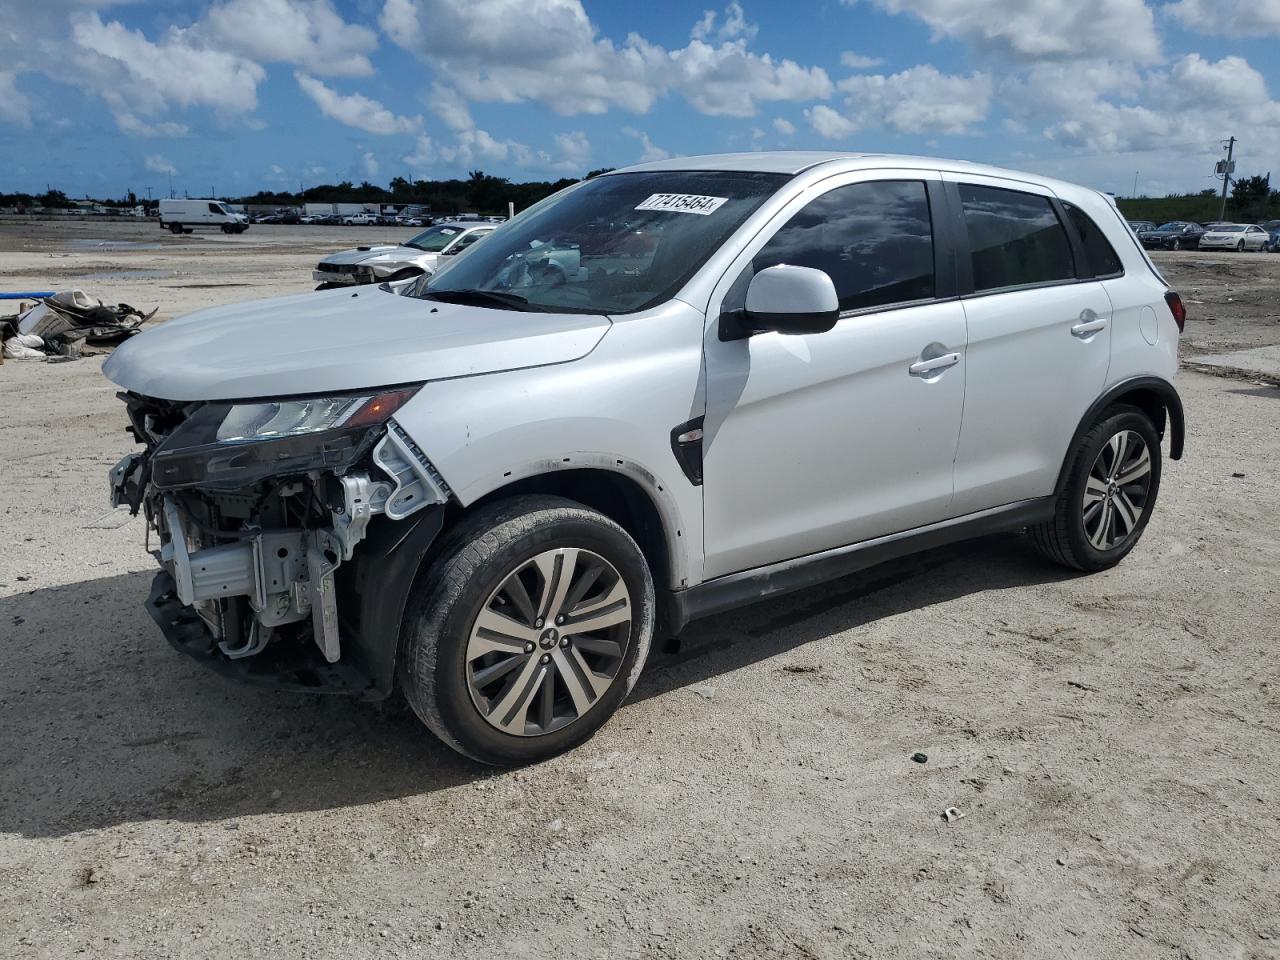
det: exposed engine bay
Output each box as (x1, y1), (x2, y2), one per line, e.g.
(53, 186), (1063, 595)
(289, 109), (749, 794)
(109, 388), (449, 691)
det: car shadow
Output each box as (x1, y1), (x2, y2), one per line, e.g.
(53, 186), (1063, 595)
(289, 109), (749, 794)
(632, 532), (1080, 703)
(1, 534), (1075, 839)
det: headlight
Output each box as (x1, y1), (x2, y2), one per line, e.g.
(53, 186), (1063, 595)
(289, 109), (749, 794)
(151, 387), (419, 491)
(216, 393), (408, 443)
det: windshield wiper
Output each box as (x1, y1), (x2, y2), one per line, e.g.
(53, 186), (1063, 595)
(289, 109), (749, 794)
(423, 288), (531, 310)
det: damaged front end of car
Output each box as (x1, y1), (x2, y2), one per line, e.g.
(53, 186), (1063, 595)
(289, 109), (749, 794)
(109, 387), (450, 698)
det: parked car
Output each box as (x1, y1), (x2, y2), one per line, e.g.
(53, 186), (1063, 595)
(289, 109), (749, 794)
(1137, 221), (1203, 250)
(342, 213), (378, 226)
(1202, 222), (1232, 231)
(104, 152), (1185, 765)
(1197, 223), (1271, 252)
(1261, 220), (1280, 252)
(1127, 220), (1156, 234)
(312, 221), (495, 288)
(158, 198), (249, 235)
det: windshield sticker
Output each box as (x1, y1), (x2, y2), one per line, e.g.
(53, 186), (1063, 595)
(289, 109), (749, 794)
(635, 193), (728, 216)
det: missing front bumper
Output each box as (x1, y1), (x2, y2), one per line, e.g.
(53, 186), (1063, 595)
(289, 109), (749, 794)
(145, 571), (376, 695)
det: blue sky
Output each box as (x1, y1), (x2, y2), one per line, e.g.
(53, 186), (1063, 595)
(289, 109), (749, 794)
(3, 0), (1279, 199)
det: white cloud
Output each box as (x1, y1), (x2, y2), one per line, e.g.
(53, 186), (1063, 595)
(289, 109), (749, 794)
(623, 127), (671, 162)
(380, 0), (830, 117)
(832, 65), (992, 135)
(295, 73), (421, 134)
(1167, 0), (1280, 36)
(428, 82), (476, 132)
(1037, 54), (1280, 155)
(362, 151), (379, 177)
(840, 51), (884, 69)
(0, 72), (32, 127)
(846, 0), (1160, 63)
(69, 12), (266, 123)
(554, 130), (592, 169)
(114, 110), (189, 137)
(203, 0), (378, 76)
(692, 3), (758, 41)
(772, 116), (796, 135)
(145, 155), (178, 176)
(805, 104), (859, 139)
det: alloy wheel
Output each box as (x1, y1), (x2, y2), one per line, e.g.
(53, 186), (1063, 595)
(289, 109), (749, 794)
(1082, 430), (1153, 551)
(465, 548), (632, 736)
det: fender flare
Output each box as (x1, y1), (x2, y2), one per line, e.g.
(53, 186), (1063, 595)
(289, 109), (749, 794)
(1055, 376), (1184, 494)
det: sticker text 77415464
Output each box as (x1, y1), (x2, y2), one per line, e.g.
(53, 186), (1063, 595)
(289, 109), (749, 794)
(634, 194), (729, 216)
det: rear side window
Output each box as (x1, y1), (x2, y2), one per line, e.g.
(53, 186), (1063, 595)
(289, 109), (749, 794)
(958, 184), (1074, 292)
(1064, 202), (1123, 277)
(754, 180), (935, 312)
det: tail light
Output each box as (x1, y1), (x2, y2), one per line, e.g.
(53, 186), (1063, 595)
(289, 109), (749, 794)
(1164, 291), (1186, 333)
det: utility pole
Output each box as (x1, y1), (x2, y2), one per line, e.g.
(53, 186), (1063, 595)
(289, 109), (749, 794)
(145, 186), (152, 201)
(1132, 171), (1139, 198)
(1219, 136), (1236, 221)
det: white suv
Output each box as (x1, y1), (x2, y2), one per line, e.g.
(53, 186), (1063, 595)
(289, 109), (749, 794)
(104, 152), (1185, 765)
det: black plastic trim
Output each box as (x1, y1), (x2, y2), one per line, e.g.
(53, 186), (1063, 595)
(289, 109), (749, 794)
(657, 498), (1055, 635)
(338, 506), (447, 698)
(1054, 377), (1185, 494)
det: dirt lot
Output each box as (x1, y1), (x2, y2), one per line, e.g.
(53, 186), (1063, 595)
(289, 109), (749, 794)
(2, 221), (1279, 959)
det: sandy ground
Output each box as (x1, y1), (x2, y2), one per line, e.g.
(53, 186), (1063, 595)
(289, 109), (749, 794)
(2, 221), (1279, 959)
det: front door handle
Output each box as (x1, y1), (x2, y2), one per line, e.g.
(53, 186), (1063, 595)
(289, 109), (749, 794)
(909, 353), (960, 377)
(1071, 310), (1108, 338)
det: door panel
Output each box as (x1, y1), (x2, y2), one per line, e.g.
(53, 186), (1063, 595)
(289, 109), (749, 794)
(703, 299), (967, 579)
(950, 281), (1112, 514)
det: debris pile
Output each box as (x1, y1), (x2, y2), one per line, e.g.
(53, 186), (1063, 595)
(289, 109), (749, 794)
(1, 291), (155, 362)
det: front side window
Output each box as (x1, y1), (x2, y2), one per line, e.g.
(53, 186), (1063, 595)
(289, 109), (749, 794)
(208, 202), (223, 215)
(1064, 202), (1123, 277)
(753, 180), (935, 312)
(414, 170), (787, 314)
(959, 184), (1075, 292)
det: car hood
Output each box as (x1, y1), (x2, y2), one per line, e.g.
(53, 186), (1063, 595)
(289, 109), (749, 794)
(103, 287), (611, 401)
(320, 245), (430, 266)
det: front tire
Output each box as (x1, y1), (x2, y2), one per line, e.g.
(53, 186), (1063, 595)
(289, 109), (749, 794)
(1170, 238), (1181, 251)
(400, 496), (654, 766)
(1031, 406), (1162, 572)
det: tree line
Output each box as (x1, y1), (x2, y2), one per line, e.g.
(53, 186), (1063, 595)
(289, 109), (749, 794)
(6, 170), (1277, 223)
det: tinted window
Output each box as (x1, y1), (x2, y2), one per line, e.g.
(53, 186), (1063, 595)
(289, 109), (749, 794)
(1064, 202), (1123, 277)
(753, 180), (934, 311)
(959, 184), (1074, 292)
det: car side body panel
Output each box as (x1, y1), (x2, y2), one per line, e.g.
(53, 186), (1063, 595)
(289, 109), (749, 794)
(390, 299), (707, 589)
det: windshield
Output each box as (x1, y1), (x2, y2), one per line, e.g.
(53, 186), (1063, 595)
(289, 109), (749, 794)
(1157, 222), (1188, 230)
(409, 170), (788, 314)
(1215, 225), (1245, 232)
(406, 224), (466, 252)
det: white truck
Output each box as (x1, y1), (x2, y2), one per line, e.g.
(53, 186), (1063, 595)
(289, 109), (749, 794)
(158, 199), (249, 235)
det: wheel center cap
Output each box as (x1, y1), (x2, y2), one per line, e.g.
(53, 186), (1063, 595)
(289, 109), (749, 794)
(539, 627), (560, 649)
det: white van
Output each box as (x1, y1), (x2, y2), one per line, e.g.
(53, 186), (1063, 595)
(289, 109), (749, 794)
(158, 199), (249, 235)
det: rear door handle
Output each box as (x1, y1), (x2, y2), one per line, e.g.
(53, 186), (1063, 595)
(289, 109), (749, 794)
(909, 353), (960, 377)
(1071, 312), (1108, 337)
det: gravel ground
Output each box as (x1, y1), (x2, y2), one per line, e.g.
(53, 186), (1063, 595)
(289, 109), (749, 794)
(2, 221), (1279, 959)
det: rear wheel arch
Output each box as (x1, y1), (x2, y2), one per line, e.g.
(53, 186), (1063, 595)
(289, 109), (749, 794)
(1055, 377), (1184, 495)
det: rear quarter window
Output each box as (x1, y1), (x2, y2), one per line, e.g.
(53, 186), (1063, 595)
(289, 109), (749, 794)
(958, 183), (1075, 292)
(1064, 202), (1123, 277)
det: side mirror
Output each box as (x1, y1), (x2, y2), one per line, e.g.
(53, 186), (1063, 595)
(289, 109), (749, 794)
(738, 264), (840, 337)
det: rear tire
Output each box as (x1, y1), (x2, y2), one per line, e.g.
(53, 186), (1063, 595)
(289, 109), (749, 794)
(1031, 406), (1162, 572)
(169, 222), (183, 235)
(399, 495), (654, 766)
